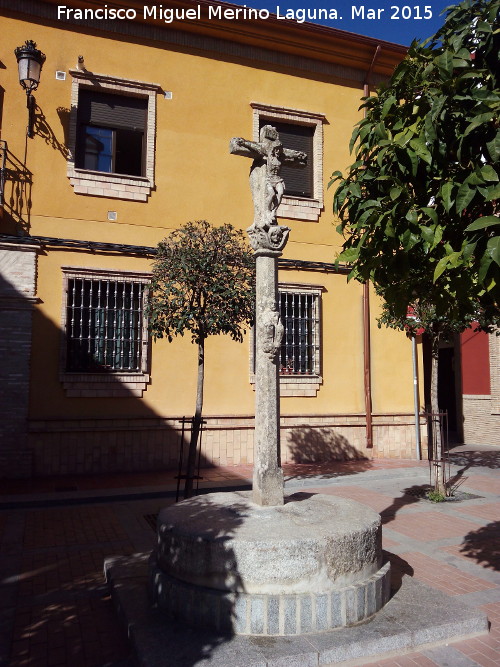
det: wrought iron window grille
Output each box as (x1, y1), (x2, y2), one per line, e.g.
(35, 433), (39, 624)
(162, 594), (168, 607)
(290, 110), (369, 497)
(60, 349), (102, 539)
(279, 290), (319, 376)
(65, 276), (147, 373)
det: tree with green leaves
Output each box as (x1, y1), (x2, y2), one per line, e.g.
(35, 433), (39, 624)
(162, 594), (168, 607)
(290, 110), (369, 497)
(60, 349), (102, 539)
(330, 0), (499, 494)
(147, 220), (255, 498)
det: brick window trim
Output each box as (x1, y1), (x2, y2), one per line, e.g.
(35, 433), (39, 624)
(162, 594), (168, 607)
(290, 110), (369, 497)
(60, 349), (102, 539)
(60, 266), (152, 397)
(67, 70), (161, 202)
(251, 102), (326, 222)
(249, 282), (324, 397)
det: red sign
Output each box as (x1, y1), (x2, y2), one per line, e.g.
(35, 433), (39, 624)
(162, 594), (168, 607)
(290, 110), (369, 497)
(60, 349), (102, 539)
(406, 306), (425, 336)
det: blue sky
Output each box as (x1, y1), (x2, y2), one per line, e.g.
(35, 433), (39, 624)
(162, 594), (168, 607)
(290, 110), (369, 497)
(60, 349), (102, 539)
(227, 0), (453, 45)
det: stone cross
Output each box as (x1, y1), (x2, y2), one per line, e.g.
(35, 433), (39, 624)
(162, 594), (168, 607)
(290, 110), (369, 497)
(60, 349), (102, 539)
(230, 125), (307, 506)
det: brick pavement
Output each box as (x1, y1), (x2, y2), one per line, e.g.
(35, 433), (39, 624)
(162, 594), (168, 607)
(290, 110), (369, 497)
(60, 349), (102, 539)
(0, 447), (499, 666)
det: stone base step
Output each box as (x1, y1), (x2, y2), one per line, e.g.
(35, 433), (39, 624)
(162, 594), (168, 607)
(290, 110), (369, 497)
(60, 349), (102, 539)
(149, 557), (391, 635)
(105, 552), (489, 666)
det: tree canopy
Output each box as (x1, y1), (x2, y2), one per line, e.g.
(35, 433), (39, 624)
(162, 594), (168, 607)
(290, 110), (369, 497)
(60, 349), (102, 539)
(147, 220), (255, 498)
(330, 0), (499, 494)
(330, 0), (500, 336)
(147, 220), (255, 345)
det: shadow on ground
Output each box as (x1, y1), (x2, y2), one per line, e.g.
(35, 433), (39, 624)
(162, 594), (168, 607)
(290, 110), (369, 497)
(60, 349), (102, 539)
(380, 485), (429, 527)
(448, 450), (500, 470)
(384, 551), (414, 593)
(459, 521), (500, 572)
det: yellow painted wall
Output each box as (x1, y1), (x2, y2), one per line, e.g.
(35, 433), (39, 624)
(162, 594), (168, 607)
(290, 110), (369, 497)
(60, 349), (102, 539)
(1, 13), (419, 424)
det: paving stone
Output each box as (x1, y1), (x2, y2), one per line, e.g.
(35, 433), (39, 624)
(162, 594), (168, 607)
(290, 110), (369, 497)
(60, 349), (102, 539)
(423, 645), (483, 666)
(356, 583), (366, 622)
(315, 594), (328, 631)
(251, 597), (265, 635)
(331, 589), (343, 628)
(267, 596), (280, 635)
(311, 615), (412, 664)
(234, 596), (248, 634)
(345, 586), (357, 625)
(284, 596), (297, 635)
(300, 595), (312, 634)
(390, 578), (489, 644)
(104, 552), (150, 583)
(249, 635), (318, 667)
(366, 578), (377, 618)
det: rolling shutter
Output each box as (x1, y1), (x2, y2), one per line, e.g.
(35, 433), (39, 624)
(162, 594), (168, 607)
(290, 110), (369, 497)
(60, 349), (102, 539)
(78, 90), (147, 131)
(260, 120), (314, 198)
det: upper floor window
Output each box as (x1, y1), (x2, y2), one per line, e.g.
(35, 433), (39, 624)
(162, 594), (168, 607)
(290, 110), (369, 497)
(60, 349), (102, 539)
(76, 90), (147, 177)
(260, 120), (314, 199)
(251, 103), (326, 222)
(67, 70), (161, 201)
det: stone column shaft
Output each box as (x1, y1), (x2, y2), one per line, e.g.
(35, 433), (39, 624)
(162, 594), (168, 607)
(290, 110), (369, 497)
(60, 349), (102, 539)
(230, 126), (306, 506)
(253, 249), (284, 506)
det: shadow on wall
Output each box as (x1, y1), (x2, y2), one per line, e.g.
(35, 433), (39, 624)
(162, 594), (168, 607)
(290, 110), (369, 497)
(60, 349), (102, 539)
(286, 426), (368, 464)
(460, 521), (500, 572)
(0, 253), (247, 485)
(1, 265), (246, 666)
(34, 104), (71, 159)
(0, 143), (32, 235)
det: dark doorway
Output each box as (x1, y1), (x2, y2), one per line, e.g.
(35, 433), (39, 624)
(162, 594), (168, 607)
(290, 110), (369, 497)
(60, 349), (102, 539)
(438, 345), (457, 434)
(422, 336), (463, 447)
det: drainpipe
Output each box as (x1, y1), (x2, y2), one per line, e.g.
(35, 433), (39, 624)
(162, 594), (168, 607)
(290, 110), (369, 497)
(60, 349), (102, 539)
(363, 282), (373, 448)
(362, 46), (381, 450)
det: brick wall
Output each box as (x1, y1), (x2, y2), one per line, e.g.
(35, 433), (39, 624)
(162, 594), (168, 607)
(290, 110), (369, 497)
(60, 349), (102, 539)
(28, 413), (426, 476)
(462, 333), (500, 446)
(0, 243), (38, 479)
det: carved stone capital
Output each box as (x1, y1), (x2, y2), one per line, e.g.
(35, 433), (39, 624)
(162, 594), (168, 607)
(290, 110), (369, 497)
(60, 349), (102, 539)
(247, 224), (290, 252)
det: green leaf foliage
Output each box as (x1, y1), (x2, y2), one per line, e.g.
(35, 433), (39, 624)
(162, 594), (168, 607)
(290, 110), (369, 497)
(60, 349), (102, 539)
(330, 0), (500, 338)
(147, 220), (255, 345)
(466, 215), (500, 231)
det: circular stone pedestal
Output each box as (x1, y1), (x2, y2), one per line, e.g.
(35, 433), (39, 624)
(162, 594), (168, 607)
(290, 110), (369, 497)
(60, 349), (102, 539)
(149, 491), (391, 636)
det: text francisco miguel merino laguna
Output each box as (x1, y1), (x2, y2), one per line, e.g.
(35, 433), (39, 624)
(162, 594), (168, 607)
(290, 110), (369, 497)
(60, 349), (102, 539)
(57, 4), (352, 24)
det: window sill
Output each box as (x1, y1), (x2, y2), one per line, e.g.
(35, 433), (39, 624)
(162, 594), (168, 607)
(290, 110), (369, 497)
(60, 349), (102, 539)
(68, 167), (153, 202)
(278, 196), (322, 222)
(250, 374), (322, 397)
(60, 372), (150, 398)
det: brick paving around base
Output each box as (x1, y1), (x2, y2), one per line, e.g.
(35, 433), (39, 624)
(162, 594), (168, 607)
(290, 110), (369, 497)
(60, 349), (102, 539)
(0, 446), (499, 667)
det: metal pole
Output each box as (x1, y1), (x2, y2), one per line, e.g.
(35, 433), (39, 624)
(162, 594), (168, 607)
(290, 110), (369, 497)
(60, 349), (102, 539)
(412, 335), (421, 460)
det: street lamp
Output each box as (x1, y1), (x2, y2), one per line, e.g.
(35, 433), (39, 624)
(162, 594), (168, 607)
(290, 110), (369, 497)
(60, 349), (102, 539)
(14, 40), (46, 138)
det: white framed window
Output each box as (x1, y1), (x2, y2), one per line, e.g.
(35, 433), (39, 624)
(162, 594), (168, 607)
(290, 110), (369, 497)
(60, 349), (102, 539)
(67, 70), (161, 201)
(250, 283), (323, 397)
(251, 102), (326, 222)
(60, 267), (151, 397)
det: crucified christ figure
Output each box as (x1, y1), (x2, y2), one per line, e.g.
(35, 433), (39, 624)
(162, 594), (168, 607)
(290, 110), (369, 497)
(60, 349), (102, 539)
(230, 125), (307, 233)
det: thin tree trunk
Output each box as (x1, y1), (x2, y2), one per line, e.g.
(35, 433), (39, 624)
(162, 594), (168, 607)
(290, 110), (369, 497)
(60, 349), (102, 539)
(430, 332), (446, 495)
(184, 338), (205, 499)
